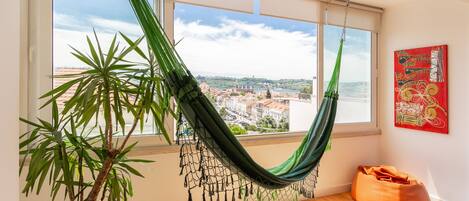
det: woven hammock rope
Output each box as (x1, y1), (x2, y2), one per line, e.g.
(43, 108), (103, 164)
(176, 115), (319, 201)
(129, 0), (349, 200)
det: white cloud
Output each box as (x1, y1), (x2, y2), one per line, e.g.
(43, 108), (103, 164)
(88, 17), (143, 36)
(174, 18), (317, 80)
(324, 49), (371, 82)
(54, 14), (147, 68)
(54, 13), (81, 27)
(174, 18), (371, 82)
(54, 13), (371, 83)
(54, 29), (95, 68)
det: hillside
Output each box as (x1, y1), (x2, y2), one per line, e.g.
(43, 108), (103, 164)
(195, 75), (369, 98)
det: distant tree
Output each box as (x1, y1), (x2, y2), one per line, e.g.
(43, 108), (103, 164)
(299, 85), (313, 100)
(279, 117), (289, 130)
(245, 124), (258, 131)
(298, 93), (311, 100)
(219, 107), (228, 118)
(266, 88), (272, 99)
(257, 115), (276, 128)
(229, 124), (247, 135)
(206, 94), (216, 104)
(300, 85), (313, 94)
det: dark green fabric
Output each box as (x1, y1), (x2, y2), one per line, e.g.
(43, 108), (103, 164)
(129, 0), (343, 189)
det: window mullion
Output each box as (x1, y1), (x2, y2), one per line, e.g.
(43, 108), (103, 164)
(371, 32), (378, 128)
(163, 0), (176, 141)
(317, 23), (325, 109)
(164, 0), (175, 44)
(28, 0), (53, 123)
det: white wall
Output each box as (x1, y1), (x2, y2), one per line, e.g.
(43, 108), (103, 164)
(21, 135), (380, 201)
(0, 0), (21, 200)
(379, 1), (469, 200)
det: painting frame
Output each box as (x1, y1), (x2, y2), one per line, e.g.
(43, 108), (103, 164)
(394, 45), (449, 134)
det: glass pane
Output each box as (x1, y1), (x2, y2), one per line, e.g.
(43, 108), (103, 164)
(175, 3), (318, 135)
(324, 25), (372, 123)
(53, 0), (157, 135)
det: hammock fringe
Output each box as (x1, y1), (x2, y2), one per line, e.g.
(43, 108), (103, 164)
(176, 118), (320, 200)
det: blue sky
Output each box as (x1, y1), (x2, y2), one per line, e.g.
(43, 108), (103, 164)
(53, 0), (314, 32)
(53, 0), (371, 82)
(54, 0), (369, 53)
(53, 0), (143, 24)
(174, 3), (370, 52)
(174, 3), (317, 35)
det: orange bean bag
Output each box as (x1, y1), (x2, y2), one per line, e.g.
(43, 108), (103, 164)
(351, 166), (430, 201)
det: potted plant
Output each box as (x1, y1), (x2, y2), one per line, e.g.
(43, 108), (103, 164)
(20, 31), (175, 201)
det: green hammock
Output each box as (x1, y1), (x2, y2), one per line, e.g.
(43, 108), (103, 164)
(129, 0), (344, 199)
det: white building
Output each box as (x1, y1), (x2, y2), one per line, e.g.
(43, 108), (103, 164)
(288, 98), (317, 132)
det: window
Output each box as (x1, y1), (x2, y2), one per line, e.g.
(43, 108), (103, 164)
(28, 0), (380, 142)
(324, 25), (372, 123)
(174, 3), (318, 135)
(53, 0), (157, 135)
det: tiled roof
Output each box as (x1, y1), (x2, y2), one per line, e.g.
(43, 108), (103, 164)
(265, 101), (289, 112)
(53, 67), (87, 108)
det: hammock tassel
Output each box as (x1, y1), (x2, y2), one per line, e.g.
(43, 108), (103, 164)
(179, 165), (184, 176)
(175, 125), (181, 145)
(179, 144), (184, 158)
(188, 190), (192, 201)
(196, 139), (200, 150)
(179, 156), (183, 167)
(232, 189), (235, 201)
(220, 179), (224, 191)
(210, 184), (215, 195)
(198, 154), (204, 171)
(244, 183), (249, 197)
(202, 189), (207, 201)
(201, 169), (205, 182)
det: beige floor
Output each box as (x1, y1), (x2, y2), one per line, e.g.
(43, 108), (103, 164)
(307, 193), (353, 201)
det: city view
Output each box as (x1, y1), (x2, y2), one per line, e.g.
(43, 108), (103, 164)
(196, 75), (315, 135)
(52, 67), (316, 135)
(195, 75), (371, 135)
(53, 67), (370, 136)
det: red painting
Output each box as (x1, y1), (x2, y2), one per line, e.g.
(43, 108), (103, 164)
(394, 45), (448, 134)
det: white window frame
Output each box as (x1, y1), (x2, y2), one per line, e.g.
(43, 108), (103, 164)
(24, 0), (380, 150)
(166, 0), (380, 137)
(25, 0), (173, 147)
(317, 24), (379, 134)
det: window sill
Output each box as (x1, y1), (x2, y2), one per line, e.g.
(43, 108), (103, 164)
(127, 128), (381, 157)
(20, 128), (380, 165)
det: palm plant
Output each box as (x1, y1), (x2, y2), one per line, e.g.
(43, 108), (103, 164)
(20, 31), (175, 201)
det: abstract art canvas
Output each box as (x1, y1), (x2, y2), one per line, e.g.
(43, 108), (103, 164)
(394, 45), (448, 134)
